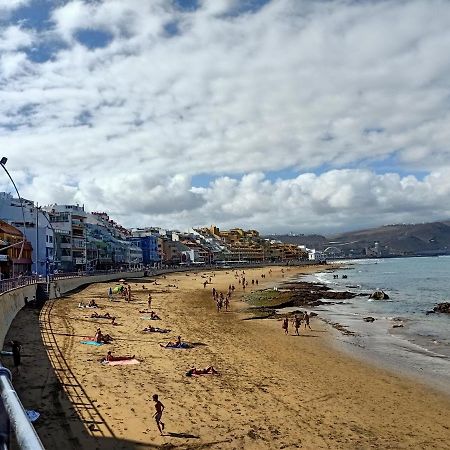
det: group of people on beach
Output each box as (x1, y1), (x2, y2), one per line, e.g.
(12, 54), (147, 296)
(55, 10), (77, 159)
(84, 268), (297, 436)
(212, 287), (232, 311)
(282, 312), (312, 335)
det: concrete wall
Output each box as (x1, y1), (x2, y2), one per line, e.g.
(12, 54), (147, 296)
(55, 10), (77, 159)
(48, 271), (145, 299)
(0, 271), (144, 349)
(0, 284), (37, 348)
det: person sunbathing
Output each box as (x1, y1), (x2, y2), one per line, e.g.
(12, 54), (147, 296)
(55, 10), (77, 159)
(94, 328), (113, 344)
(150, 311), (161, 320)
(88, 299), (99, 308)
(103, 351), (135, 362)
(143, 326), (171, 333)
(91, 312), (115, 321)
(185, 366), (219, 377)
(160, 336), (191, 348)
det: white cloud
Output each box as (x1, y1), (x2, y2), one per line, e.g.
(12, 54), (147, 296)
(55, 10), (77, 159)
(0, 0), (450, 233)
(0, 0), (29, 11)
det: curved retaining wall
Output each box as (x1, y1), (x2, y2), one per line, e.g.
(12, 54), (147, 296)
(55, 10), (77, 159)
(47, 271), (145, 299)
(0, 284), (37, 349)
(0, 271), (144, 349)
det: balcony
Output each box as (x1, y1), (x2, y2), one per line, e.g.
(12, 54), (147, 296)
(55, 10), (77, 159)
(71, 219), (85, 228)
(72, 239), (86, 249)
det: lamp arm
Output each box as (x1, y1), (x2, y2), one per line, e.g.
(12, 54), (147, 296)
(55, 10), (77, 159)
(0, 163), (26, 262)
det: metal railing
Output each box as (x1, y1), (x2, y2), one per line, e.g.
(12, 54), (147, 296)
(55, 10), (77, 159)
(0, 268), (144, 295)
(0, 365), (44, 450)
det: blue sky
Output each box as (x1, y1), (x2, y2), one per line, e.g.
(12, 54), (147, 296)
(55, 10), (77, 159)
(0, 0), (449, 234)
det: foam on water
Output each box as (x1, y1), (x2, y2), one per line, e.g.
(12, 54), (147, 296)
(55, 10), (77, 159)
(283, 257), (450, 394)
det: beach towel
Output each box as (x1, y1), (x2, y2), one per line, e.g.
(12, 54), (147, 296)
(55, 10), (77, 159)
(81, 340), (103, 346)
(143, 328), (171, 333)
(186, 372), (218, 377)
(26, 410), (40, 422)
(103, 359), (140, 366)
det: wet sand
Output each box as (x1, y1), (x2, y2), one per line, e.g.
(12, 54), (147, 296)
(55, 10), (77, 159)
(4, 266), (450, 449)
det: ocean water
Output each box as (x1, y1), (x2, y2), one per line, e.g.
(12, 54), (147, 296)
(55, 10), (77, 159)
(290, 257), (450, 393)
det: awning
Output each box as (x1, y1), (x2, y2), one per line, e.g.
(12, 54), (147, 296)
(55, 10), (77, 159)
(13, 258), (33, 264)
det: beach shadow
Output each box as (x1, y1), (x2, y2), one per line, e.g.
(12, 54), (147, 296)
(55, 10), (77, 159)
(4, 301), (159, 450)
(165, 431), (200, 439)
(190, 342), (207, 347)
(291, 334), (319, 338)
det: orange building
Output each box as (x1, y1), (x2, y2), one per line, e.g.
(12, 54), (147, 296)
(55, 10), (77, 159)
(0, 220), (33, 278)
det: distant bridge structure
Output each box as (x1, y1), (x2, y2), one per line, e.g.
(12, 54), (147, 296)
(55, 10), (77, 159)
(323, 240), (360, 253)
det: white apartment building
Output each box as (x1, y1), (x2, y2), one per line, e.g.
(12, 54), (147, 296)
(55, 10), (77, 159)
(45, 204), (87, 272)
(0, 192), (54, 275)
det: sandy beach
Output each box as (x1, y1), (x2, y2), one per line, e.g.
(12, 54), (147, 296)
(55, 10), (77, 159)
(4, 265), (450, 449)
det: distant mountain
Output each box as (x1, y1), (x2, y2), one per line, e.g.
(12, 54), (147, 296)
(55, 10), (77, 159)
(267, 221), (450, 257)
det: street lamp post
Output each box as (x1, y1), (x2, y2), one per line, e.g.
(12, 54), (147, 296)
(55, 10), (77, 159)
(0, 157), (27, 278)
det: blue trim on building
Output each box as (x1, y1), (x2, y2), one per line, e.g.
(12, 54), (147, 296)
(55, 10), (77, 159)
(129, 236), (160, 265)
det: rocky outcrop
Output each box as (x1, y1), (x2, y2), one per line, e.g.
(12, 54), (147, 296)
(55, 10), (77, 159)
(281, 281), (356, 307)
(363, 317), (375, 322)
(369, 290), (389, 300)
(433, 302), (450, 313)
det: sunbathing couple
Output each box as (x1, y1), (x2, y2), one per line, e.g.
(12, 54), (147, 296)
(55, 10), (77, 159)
(185, 366), (219, 377)
(79, 299), (99, 308)
(94, 328), (113, 344)
(102, 351), (135, 362)
(143, 326), (170, 333)
(160, 336), (191, 348)
(139, 311), (161, 320)
(91, 312), (116, 324)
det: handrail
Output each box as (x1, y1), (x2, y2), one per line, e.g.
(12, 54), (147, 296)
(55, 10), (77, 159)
(0, 365), (44, 450)
(0, 269), (143, 294)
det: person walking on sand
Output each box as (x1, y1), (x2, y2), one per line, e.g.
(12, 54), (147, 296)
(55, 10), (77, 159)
(304, 312), (312, 330)
(294, 315), (301, 335)
(152, 394), (165, 434)
(147, 293), (152, 309)
(11, 340), (22, 374)
(282, 317), (289, 335)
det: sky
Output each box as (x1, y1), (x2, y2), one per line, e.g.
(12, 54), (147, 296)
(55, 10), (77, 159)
(1, 0), (450, 235)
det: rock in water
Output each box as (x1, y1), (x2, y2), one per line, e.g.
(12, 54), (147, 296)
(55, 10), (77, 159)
(363, 317), (375, 322)
(433, 302), (450, 313)
(369, 290), (389, 300)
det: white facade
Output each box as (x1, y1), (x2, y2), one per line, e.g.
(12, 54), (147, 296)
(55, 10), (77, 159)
(308, 249), (326, 261)
(45, 204), (87, 272)
(0, 192), (54, 275)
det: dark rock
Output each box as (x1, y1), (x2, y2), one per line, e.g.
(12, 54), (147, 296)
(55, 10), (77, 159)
(363, 317), (375, 322)
(392, 324), (404, 328)
(433, 302), (450, 314)
(426, 310), (435, 315)
(369, 290), (389, 300)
